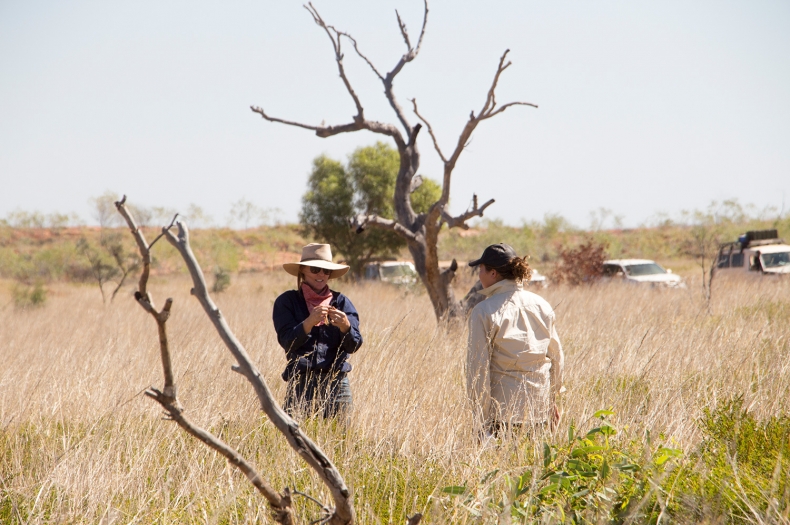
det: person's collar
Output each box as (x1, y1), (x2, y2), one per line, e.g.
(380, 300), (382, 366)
(479, 279), (522, 297)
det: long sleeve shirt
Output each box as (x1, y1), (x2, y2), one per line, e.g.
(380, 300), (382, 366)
(467, 279), (564, 428)
(272, 289), (363, 381)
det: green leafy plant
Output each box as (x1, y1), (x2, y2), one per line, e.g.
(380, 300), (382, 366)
(441, 410), (683, 523)
(666, 396), (790, 522)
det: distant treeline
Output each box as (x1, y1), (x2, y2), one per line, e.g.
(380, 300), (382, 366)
(1, 199), (788, 287)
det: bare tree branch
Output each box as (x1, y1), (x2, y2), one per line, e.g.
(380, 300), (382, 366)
(305, 3), (365, 119)
(163, 220), (355, 525)
(420, 49), (537, 226)
(395, 10), (412, 51)
(145, 388), (295, 523)
(337, 31), (383, 80)
(480, 100), (538, 121)
(410, 98), (446, 163)
(380, 0), (429, 134)
(116, 199), (297, 523)
(440, 195), (495, 230)
(413, 0), (429, 57)
(351, 214), (419, 242)
(115, 195), (151, 299)
(148, 213), (179, 249)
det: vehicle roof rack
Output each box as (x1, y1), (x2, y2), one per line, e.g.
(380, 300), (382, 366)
(739, 229), (784, 248)
(745, 230), (778, 242)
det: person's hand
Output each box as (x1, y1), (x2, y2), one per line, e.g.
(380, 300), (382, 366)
(327, 307), (351, 333)
(303, 305), (331, 333)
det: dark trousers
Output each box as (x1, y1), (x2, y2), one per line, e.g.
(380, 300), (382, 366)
(284, 371), (352, 419)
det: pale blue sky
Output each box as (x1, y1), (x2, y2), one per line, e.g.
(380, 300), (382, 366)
(1, 1), (788, 228)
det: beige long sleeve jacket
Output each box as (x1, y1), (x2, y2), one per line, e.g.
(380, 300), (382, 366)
(466, 279), (564, 428)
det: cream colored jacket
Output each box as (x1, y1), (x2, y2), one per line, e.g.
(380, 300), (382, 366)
(466, 279), (564, 427)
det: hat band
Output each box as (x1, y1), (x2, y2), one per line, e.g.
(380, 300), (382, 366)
(300, 257), (331, 263)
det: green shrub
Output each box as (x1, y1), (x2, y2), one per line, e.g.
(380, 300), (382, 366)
(212, 266), (231, 293)
(668, 397), (790, 522)
(441, 411), (683, 524)
(12, 282), (47, 309)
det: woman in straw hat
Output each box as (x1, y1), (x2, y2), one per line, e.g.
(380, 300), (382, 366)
(273, 243), (363, 418)
(466, 243), (564, 440)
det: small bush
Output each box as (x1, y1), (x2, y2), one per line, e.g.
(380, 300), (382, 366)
(551, 239), (609, 286)
(668, 397), (790, 522)
(12, 282), (47, 309)
(440, 410), (683, 523)
(212, 266), (231, 293)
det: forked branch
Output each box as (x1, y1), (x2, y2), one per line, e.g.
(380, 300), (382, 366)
(412, 49), (536, 231)
(305, 2), (364, 119)
(114, 197), (295, 523)
(440, 194), (495, 230)
(162, 220), (355, 525)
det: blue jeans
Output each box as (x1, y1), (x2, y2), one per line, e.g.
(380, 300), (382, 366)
(284, 371), (352, 419)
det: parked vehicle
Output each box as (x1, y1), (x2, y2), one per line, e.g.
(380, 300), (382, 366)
(602, 259), (686, 288)
(528, 269), (548, 288)
(363, 261), (418, 285)
(716, 229), (790, 275)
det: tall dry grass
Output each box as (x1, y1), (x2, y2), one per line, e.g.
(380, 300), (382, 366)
(1, 272), (788, 523)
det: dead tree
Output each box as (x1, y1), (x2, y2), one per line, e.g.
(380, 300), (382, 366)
(251, 1), (536, 321)
(114, 196), (359, 525)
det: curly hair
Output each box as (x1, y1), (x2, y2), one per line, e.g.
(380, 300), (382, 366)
(485, 255), (533, 283)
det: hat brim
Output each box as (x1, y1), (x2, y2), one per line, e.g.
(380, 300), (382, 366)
(283, 260), (350, 279)
(468, 258), (483, 267)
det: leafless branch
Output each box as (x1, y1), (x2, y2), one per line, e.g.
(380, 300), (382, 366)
(351, 214), (419, 242)
(472, 50), (537, 121)
(115, 195), (151, 299)
(337, 31), (383, 80)
(379, 0), (429, 134)
(452, 49), (537, 164)
(163, 220), (355, 525)
(149, 213), (179, 248)
(305, 3), (365, 119)
(413, 0), (429, 56)
(395, 10), (412, 50)
(145, 388), (295, 523)
(116, 199), (297, 524)
(419, 49), (536, 222)
(410, 98), (446, 163)
(394, 0), (429, 59)
(294, 490), (332, 517)
(440, 195), (495, 230)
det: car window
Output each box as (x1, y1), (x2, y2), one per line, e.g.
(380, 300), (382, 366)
(624, 263), (666, 276)
(602, 264), (621, 277)
(761, 252), (790, 269)
(730, 253), (744, 268)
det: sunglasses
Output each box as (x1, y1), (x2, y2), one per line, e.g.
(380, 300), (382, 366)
(308, 267), (332, 275)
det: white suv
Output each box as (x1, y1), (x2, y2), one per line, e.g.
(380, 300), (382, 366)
(602, 259), (686, 288)
(717, 230), (790, 275)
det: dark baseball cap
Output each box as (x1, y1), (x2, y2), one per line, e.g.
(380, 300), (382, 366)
(468, 243), (517, 268)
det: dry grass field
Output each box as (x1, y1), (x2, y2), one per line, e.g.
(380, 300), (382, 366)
(1, 269), (789, 523)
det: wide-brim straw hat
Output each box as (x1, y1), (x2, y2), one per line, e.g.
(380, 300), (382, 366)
(283, 243), (350, 279)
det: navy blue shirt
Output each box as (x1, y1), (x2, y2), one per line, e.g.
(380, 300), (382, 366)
(272, 289), (363, 381)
